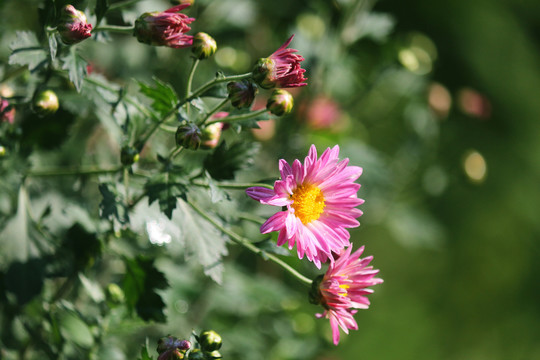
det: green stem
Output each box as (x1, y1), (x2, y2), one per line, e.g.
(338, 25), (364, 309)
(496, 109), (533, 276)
(123, 167), (130, 204)
(207, 108), (268, 125)
(191, 180), (274, 190)
(109, 0), (142, 11)
(168, 145), (184, 160)
(93, 25), (135, 34)
(188, 72), (252, 101)
(26, 166), (122, 177)
(200, 98), (229, 125)
(188, 199), (312, 286)
(186, 59), (200, 98)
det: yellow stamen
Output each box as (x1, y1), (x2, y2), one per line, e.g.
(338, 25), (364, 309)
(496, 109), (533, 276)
(290, 184), (325, 224)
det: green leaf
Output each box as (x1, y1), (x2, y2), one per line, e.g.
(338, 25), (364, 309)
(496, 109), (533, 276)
(138, 342), (154, 360)
(59, 223), (102, 271)
(8, 31), (48, 71)
(99, 183), (129, 224)
(204, 141), (260, 180)
(95, 0), (110, 25)
(205, 172), (230, 203)
(123, 256), (168, 322)
(145, 172), (188, 219)
(138, 77), (178, 117)
(200, 82), (228, 98)
(62, 47), (88, 92)
(176, 198), (228, 284)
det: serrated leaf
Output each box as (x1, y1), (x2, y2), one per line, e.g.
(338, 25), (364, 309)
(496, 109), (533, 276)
(176, 199), (228, 284)
(95, 0), (110, 25)
(62, 48), (88, 92)
(204, 141), (260, 180)
(99, 183), (129, 224)
(8, 31), (48, 71)
(205, 172), (230, 203)
(145, 173), (188, 219)
(123, 256), (168, 322)
(138, 77), (178, 117)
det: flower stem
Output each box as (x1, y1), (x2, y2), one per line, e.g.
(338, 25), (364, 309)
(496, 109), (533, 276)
(109, 0), (143, 11)
(168, 145), (184, 160)
(200, 98), (229, 125)
(25, 166), (122, 177)
(93, 25), (135, 34)
(186, 59), (200, 98)
(188, 199), (313, 286)
(191, 180), (274, 190)
(188, 72), (252, 101)
(206, 108), (268, 125)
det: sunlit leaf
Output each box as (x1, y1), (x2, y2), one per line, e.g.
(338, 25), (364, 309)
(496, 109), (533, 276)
(138, 77), (178, 117)
(8, 31), (47, 71)
(145, 172), (188, 219)
(62, 47), (88, 92)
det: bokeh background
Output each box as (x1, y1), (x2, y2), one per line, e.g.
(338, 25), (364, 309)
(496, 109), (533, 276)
(1, 0), (540, 359)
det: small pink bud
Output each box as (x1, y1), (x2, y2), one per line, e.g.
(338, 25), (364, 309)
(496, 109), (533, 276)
(134, 5), (195, 48)
(57, 5), (92, 45)
(227, 80), (257, 109)
(0, 98), (15, 124)
(192, 32), (217, 60)
(200, 122), (224, 150)
(266, 89), (293, 116)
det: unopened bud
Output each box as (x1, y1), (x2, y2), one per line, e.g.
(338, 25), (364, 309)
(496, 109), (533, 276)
(266, 89), (293, 116)
(170, 0), (194, 5)
(0, 145), (6, 158)
(32, 90), (59, 116)
(252, 58), (275, 90)
(192, 32), (217, 60)
(176, 124), (202, 150)
(200, 122), (223, 150)
(1, 98), (15, 124)
(199, 330), (222, 352)
(158, 349), (185, 360)
(120, 146), (140, 166)
(227, 80), (257, 109)
(158, 336), (191, 354)
(57, 5), (92, 45)
(106, 283), (125, 305)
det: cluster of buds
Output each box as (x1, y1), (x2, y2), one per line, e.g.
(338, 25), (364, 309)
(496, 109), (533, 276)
(134, 4), (195, 48)
(157, 336), (191, 360)
(188, 330), (223, 359)
(57, 5), (92, 45)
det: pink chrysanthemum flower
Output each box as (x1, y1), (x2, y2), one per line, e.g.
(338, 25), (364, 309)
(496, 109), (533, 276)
(246, 145), (363, 268)
(134, 4), (194, 48)
(312, 246), (383, 345)
(252, 35), (307, 89)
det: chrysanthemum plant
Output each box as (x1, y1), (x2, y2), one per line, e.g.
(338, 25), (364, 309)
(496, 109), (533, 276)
(0, 1), (381, 358)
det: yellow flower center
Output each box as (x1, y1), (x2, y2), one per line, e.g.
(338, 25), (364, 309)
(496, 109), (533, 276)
(290, 184), (325, 224)
(339, 283), (349, 297)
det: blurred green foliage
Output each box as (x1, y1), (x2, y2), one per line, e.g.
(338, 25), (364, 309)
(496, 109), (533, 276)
(1, 0), (540, 359)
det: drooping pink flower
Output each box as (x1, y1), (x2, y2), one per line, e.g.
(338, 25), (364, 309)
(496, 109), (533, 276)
(1, 98), (15, 124)
(246, 145), (363, 268)
(313, 246), (383, 345)
(134, 4), (195, 48)
(252, 35), (307, 89)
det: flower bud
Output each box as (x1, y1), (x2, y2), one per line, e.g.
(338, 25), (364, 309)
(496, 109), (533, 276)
(176, 124), (202, 150)
(57, 5), (92, 45)
(0, 98), (15, 124)
(106, 283), (125, 305)
(158, 349), (185, 360)
(134, 5), (194, 48)
(32, 90), (59, 117)
(170, 0), (194, 5)
(199, 330), (222, 352)
(120, 146), (140, 166)
(227, 80), (257, 109)
(200, 122), (224, 150)
(192, 32), (217, 60)
(266, 89), (293, 116)
(0, 145), (6, 158)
